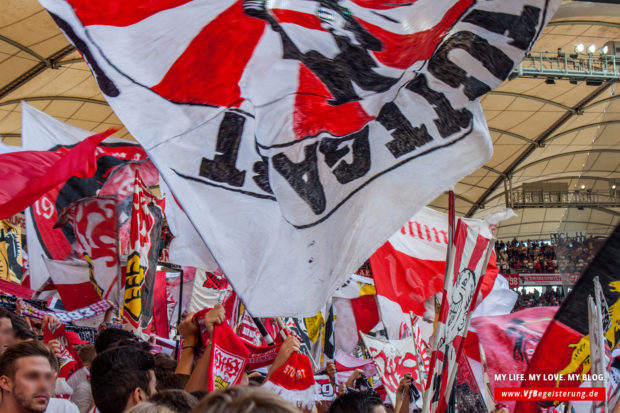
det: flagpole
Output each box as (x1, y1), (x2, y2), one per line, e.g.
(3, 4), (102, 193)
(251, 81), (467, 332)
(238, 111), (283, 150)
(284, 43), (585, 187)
(409, 312), (427, 392)
(116, 205), (123, 320)
(423, 188), (455, 412)
(478, 343), (495, 412)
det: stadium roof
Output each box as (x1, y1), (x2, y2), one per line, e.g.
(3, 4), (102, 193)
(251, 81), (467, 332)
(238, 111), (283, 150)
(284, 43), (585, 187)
(1, 0), (619, 241)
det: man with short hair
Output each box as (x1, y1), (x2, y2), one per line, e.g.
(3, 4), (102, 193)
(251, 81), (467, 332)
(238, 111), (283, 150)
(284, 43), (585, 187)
(93, 328), (136, 354)
(90, 345), (156, 413)
(0, 340), (58, 413)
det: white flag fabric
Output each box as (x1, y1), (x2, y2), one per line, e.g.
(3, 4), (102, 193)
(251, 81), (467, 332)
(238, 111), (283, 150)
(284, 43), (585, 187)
(40, 0), (559, 316)
(470, 273), (518, 319)
(159, 179), (218, 271)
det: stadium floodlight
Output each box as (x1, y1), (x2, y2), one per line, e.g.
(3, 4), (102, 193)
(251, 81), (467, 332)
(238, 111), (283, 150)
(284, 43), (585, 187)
(580, 184), (586, 189)
(575, 43), (585, 53)
(601, 45), (609, 55)
(587, 44), (596, 54)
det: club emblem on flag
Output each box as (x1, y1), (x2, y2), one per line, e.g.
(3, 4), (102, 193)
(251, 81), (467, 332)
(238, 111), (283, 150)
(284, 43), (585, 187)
(212, 344), (247, 389)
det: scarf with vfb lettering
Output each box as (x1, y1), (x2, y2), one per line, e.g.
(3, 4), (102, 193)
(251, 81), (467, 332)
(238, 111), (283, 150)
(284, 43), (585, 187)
(263, 352), (316, 409)
(43, 322), (84, 387)
(208, 321), (250, 392)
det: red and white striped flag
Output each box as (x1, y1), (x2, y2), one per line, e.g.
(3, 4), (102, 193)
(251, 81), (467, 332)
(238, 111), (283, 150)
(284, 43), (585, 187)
(425, 219), (494, 413)
(122, 173), (163, 331)
(39, 0), (559, 317)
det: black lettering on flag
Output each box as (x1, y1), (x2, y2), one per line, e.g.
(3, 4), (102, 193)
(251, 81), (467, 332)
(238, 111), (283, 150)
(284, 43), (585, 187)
(406, 75), (473, 138)
(377, 103), (433, 158)
(245, 1), (397, 106)
(463, 6), (541, 51)
(199, 112), (247, 187)
(272, 143), (326, 214)
(319, 126), (371, 184)
(252, 156), (273, 194)
(428, 31), (514, 101)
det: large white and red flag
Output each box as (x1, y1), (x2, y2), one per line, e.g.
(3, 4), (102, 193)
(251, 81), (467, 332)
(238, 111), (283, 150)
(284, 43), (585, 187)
(40, 0), (559, 316)
(20, 103), (149, 291)
(425, 219), (494, 413)
(370, 207), (513, 339)
(56, 196), (120, 305)
(122, 173), (163, 331)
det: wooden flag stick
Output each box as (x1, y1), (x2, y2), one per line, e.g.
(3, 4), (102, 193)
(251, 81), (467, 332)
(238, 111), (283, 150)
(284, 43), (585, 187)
(410, 312), (427, 392)
(478, 342), (495, 412)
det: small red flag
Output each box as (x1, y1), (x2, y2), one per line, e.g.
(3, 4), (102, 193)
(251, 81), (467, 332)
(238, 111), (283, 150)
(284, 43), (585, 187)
(0, 129), (116, 219)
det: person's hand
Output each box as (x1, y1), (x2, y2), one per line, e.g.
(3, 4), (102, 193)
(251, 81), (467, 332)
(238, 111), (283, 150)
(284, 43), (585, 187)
(103, 301), (115, 323)
(277, 335), (300, 361)
(47, 339), (62, 358)
(345, 368), (363, 388)
(397, 373), (413, 392)
(204, 304), (225, 337)
(178, 312), (199, 346)
(337, 382), (347, 396)
(42, 315), (60, 329)
(266, 335), (300, 381)
(326, 360), (337, 384)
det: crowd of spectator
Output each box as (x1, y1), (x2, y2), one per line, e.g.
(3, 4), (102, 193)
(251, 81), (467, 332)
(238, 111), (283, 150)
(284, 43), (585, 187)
(513, 287), (565, 311)
(495, 237), (597, 275)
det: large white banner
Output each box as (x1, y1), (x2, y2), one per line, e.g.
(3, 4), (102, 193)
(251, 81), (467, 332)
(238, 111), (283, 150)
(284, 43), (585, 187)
(40, 0), (559, 316)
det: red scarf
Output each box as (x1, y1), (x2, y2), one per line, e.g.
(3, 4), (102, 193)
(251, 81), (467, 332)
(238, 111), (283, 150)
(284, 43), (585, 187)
(264, 352), (316, 409)
(207, 322), (249, 391)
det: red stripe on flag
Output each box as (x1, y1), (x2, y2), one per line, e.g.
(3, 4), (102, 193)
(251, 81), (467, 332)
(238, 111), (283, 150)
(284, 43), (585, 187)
(66, 0), (193, 27)
(55, 281), (102, 311)
(451, 220), (469, 281)
(272, 9), (326, 32)
(371, 242), (445, 315)
(293, 64), (374, 139)
(350, 295), (380, 336)
(466, 233), (490, 273)
(152, 1), (266, 108)
(356, 0), (473, 69)
(349, 0), (419, 9)
(153, 270), (169, 338)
